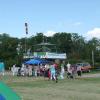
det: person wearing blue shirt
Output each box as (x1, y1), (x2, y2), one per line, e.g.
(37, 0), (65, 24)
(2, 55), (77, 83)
(50, 64), (56, 80)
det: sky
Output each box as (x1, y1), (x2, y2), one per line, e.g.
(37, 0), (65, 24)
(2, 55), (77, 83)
(0, 0), (100, 40)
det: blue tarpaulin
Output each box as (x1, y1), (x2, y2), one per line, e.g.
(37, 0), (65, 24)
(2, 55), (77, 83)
(0, 62), (5, 72)
(25, 59), (50, 65)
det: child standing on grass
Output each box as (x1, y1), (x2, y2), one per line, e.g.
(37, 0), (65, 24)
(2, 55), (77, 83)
(77, 65), (82, 77)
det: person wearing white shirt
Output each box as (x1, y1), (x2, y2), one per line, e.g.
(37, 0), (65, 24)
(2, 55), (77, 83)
(66, 62), (72, 78)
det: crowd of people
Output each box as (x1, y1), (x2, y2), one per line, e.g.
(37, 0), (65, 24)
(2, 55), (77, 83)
(66, 62), (82, 79)
(11, 61), (82, 82)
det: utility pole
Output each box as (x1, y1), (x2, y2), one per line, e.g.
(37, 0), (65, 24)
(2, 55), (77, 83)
(92, 50), (94, 67)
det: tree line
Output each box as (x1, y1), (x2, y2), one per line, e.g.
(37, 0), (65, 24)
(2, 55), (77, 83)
(0, 32), (100, 69)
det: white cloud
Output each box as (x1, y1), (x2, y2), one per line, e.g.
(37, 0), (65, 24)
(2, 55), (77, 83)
(44, 31), (56, 37)
(73, 22), (82, 26)
(86, 28), (100, 39)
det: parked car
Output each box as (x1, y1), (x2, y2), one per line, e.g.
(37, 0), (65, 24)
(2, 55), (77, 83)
(76, 63), (92, 72)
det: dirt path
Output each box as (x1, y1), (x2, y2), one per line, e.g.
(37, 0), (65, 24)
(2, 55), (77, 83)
(82, 73), (100, 78)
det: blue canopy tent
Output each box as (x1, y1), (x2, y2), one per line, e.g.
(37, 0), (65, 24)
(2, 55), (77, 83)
(25, 59), (41, 65)
(25, 58), (50, 65)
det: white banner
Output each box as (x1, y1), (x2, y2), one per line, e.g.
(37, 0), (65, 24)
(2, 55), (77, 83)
(45, 52), (66, 59)
(23, 52), (67, 59)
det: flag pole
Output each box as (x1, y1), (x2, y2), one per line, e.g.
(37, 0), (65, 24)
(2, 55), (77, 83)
(25, 23), (28, 55)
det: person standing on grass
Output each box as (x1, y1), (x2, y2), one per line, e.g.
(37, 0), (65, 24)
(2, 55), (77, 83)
(48, 68), (51, 80)
(60, 63), (65, 79)
(71, 65), (77, 79)
(50, 63), (56, 80)
(66, 62), (72, 79)
(77, 65), (82, 77)
(34, 65), (38, 77)
(11, 64), (16, 76)
(54, 63), (58, 83)
(28, 65), (32, 76)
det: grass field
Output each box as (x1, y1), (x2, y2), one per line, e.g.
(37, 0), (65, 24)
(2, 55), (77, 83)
(1, 74), (100, 100)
